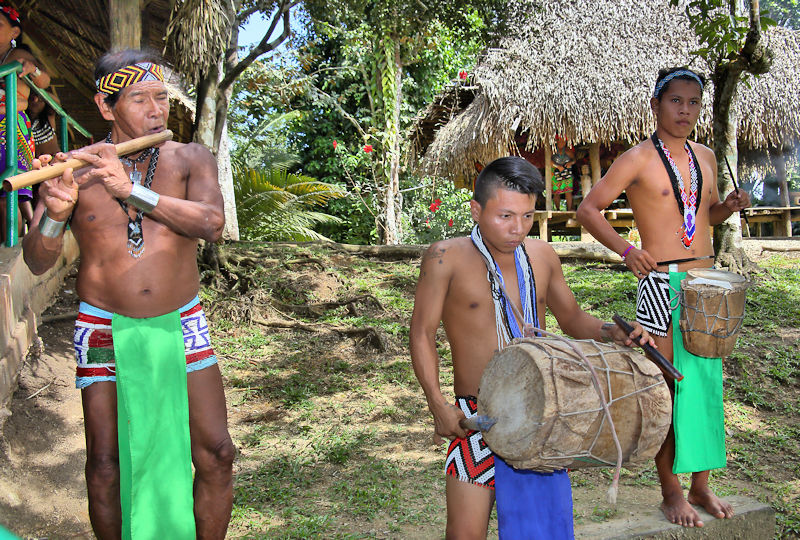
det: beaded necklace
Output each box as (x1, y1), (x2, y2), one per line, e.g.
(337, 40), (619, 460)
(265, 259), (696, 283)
(650, 133), (703, 249)
(105, 133), (159, 258)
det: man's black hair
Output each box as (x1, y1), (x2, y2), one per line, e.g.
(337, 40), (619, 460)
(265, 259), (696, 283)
(473, 156), (544, 205)
(653, 67), (706, 100)
(94, 49), (164, 107)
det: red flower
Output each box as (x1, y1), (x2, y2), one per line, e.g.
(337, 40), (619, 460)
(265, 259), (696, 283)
(1, 6), (20, 24)
(459, 70), (468, 80)
(429, 198), (441, 212)
(448, 218), (454, 227)
(333, 140), (337, 149)
(363, 144), (373, 153)
(425, 218), (431, 228)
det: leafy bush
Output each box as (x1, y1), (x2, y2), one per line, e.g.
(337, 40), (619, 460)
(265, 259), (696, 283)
(401, 177), (473, 244)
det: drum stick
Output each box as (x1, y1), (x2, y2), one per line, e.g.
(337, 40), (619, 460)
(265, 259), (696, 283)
(724, 155), (751, 235)
(612, 315), (684, 382)
(2, 130), (173, 192)
(656, 254), (714, 266)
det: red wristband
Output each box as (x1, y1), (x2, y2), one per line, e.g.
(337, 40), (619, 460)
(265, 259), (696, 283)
(621, 245), (634, 260)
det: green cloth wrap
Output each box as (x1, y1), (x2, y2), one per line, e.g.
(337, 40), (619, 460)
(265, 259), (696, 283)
(669, 270), (727, 474)
(0, 525), (21, 540)
(112, 310), (196, 539)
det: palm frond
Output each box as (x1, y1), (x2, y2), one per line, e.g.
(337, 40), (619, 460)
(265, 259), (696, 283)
(233, 165), (346, 241)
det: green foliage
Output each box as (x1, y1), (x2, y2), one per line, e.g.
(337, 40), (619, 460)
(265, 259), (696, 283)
(233, 166), (345, 241)
(401, 177), (474, 243)
(671, 0), (776, 66)
(761, 0), (800, 28)
(282, 3), (499, 242)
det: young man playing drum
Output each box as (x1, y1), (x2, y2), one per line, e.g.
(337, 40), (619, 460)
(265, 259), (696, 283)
(577, 67), (751, 528)
(410, 156), (654, 538)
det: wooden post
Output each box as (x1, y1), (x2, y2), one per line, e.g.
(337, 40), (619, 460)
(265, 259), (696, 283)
(538, 214), (549, 242)
(580, 154), (595, 242)
(109, 0), (143, 50)
(589, 142), (601, 186)
(544, 144), (553, 211)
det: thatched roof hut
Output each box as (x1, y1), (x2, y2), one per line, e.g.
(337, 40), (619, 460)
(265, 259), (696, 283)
(17, 0), (197, 143)
(411, 0), (800, 190)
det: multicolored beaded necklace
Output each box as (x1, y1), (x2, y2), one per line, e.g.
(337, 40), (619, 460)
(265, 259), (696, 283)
(650, 133), (703, 249)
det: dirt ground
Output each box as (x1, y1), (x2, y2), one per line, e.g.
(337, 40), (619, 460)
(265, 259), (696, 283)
(0, 239), (796, 538)
(0, 272), (90, 538)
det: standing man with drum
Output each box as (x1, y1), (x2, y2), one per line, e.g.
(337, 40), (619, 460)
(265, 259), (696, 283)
(410, 156), (654, 538)
(22, 49), (234, 538)
(577, 67), (750, 528)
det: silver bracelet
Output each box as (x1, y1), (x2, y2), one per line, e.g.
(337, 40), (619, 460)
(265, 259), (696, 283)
(38, 210), (65, 238)
(126, 183), (160, 213)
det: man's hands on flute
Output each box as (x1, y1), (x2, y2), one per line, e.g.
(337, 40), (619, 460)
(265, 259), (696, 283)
(34, 153), (79, 221)
(35, 142), (135, 219)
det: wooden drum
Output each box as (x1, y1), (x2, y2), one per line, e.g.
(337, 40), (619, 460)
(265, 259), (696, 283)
(679, 268), (750, 358)
(477, 337), (671, 471)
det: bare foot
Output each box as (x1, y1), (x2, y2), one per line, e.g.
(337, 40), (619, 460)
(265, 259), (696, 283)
(661, 490), (704, 527)
(688, 486), (734, 520)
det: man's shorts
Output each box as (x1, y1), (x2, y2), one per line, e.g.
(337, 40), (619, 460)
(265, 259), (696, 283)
(444, 395), (495, 489)
(636, 270), (673, 337)
(74, 296), (218, 388)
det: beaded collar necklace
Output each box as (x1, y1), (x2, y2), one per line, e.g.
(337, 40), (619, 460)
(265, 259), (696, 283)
(650, 133), (703, 249)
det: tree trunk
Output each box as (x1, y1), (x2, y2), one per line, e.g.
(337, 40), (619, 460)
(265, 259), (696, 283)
(375, 37), (402, 245)
(217, 122), (240, 240)
(710, 0), (771, 275)
(381, 41), (403, 245)
(193, 58), (239, 241)
(770, 147), (790, 207)
(194, 61), (221, 149)
(711, 65), (752, 274)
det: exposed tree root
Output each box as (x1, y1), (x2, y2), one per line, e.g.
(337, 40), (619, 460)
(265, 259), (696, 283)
(715, 247), (763, 278)
(271, 294), (383, 317)
(761, 246), (800, 254)
(283, 258), (325, 270)
(252, 317), (387, 351)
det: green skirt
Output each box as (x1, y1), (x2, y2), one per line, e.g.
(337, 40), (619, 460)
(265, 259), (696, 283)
(669, 270), (727, 474)
(112, 310), (196, 539)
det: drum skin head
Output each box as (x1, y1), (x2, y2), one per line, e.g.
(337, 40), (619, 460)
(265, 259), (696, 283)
(686, 268), (747, 285)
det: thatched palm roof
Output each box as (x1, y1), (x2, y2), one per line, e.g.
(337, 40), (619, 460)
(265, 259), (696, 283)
(412, 0), (800, 187)
(16, 0), (196, 143)
(735, 26), (800, 152)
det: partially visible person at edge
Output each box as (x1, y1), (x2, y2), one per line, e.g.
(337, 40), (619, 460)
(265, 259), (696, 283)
(28, 90), (59, 156)
(0, 3), (49, 239)
(28, 90), (60, 210)
(410, 156), (654, 539)
(576, 67), (750, 528)
(552, 135), (576, 211)
(22, 49), (234, 539)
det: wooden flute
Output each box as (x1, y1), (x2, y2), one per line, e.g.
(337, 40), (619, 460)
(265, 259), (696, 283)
(2, 129), (173, 192)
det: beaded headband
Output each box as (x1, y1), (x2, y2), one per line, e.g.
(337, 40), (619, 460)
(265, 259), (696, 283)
(0, 5), (20, 26)
(95, 62), (164, 96)
(653, 69), (704, 99)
